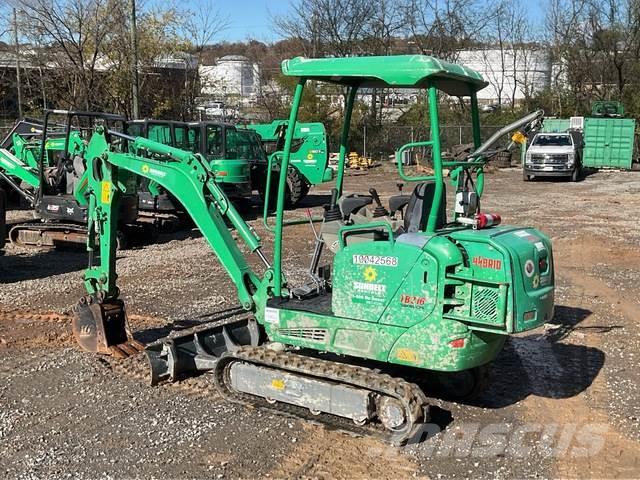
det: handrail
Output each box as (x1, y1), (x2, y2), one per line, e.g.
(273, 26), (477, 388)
(261, 151), (279, 232)
(395, 141), (435, 182)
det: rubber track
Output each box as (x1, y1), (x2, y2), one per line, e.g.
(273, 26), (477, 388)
(214, 346), (430, 446)
(9, 222), (87, 246)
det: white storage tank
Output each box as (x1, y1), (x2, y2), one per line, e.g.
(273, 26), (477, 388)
(200, 55), (260, 98)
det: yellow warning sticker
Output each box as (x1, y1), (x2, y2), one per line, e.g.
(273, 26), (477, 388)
(142, 164), (150, 174)
(101, 181), (112, 203)
(396, 348), (418, 363)
(511, 131), (526, 145)
(271, 378), (285, 391)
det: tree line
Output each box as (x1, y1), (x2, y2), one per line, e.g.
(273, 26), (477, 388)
(1, 0), (639, 124)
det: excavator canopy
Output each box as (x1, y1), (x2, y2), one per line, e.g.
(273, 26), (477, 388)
(281, 55), (488, 97)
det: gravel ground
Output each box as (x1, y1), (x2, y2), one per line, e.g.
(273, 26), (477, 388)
(1, 167), (639, 479)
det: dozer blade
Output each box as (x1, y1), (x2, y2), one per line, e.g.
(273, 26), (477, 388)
(72, 296), (144, 358)
(145, 315), (262, 386)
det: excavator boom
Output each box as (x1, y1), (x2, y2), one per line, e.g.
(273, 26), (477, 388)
(73, 128), (273, 358)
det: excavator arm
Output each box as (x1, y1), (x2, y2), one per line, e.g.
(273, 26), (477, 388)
(73, 127), (276, 356)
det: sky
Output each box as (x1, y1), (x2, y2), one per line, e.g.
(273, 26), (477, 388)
(217, 0), (291, 43)
(215, 0), (547, 44)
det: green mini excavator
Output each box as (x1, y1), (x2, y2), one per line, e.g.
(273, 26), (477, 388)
(73, 55), (552, 445)
(0, 110), (142, 248)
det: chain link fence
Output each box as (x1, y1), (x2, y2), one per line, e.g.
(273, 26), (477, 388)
(345, 125), (513, 163)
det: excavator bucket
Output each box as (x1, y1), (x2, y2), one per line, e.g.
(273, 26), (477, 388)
(72, 297), (144, 358)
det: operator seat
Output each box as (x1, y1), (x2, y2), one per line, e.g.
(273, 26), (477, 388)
(340, 193), (373, 218)
(65, 154), (86, 194)
(404, 182), (446, 232)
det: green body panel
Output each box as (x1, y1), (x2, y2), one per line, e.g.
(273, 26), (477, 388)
(282, 55), (488, 95)
(541, 118), (570, 133)
(263, 224), (553, 372)
(446, 226), (554, 332)
(246, 121), (332, 186)
(582, 117), (635, 169)
(209, 159), (251, 185)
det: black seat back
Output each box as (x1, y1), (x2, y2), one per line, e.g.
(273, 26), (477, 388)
(404, 182), (446, 232)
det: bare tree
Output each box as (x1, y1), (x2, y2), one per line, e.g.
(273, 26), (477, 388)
(17, 0), (121, 110)
(183, 0), (229, 116)
(545, 0), (640, 113)
(273, 0), (376, 57)
(403, 0), (489, 61)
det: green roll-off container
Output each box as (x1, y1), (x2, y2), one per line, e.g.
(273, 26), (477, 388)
(582, 117), (635, 170)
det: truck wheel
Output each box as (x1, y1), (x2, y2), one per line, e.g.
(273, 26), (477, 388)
(285, 167), (305, 207)
(523, 171), (532, 182)
(570, 166), (580, 182)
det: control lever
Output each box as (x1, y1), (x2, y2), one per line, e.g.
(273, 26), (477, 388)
(368, 188), (389, 218)
(292, 208), (326, 298)
(323, 188), (342, 221)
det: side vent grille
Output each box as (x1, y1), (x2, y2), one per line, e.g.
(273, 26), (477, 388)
(472, 286), (499, 321)
(277, 328), (328, 342)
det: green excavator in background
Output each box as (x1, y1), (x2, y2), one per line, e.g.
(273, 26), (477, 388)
(72, 55), (552, 445)
(245, 120), (332, 206)
(0, 110), (145, 249)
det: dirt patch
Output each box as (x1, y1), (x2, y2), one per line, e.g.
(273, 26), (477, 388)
(0, 309), (73, 351)
(269, 425), (425, 479)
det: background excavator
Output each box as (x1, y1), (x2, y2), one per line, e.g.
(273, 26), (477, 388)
(245, 120), (332, 206)
(72, 55), (552, 445)
(0, 110), (146, 249)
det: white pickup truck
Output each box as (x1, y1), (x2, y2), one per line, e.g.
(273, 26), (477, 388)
(523, 132), (582, 182)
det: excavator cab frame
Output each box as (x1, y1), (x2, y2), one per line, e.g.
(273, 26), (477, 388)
(36, 110), (128, 212)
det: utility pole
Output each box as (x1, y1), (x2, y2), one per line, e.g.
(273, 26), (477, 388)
(13, 8), (23, 119)
(363, 124), (367, 158)
(129, 0), (140, 119)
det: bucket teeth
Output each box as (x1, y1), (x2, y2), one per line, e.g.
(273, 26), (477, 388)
(115, 342), (141, 357)
(108, 345), (129, 359)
